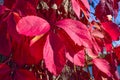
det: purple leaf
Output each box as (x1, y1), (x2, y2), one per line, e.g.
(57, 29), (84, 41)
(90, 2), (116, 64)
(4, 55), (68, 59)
(95, 0), (114, 22)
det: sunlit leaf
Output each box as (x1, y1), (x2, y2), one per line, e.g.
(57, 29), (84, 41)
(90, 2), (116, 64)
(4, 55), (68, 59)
(93, 58), (112, 77)
(91, 30), (104, 38)
(56, 19), (92, 48)
(73, 50), (85, 66)
(43, 32), (66, 75)
(101, 21), (120, 41)
(71, 0), (80, 18)
(16, 16), (50, 36)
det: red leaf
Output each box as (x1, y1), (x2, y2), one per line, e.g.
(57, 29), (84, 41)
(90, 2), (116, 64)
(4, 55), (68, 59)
(14, 69), (36, 80)
(91, 30), (104, 38)
(66, 52), (74, 63)
(57, 28), (83, 57)
(43, 32), (66, 75)
(66, 50), (85, 67)
(12, 37), (44, 66)
(30, 34), (47, 64)
(54, 0), (63, 6)
(80, 0), (90, 11)
(71, 0), (90, 18)
(0, 64), (12, 80)
(102, 31), (112, 52)
(13, 12), (21, 24)
(114, 46), (120, 61)
(93, 55), (120, 80)
(12, 37), (33, 66)
(16, 16), (50, 36)
(26, 0), (39, 8)
(57, 29), (85, 64)
(0, 5), (8, 16)
(74, 50), (85, 66)
(71, 0), (80, 18)
(0, 22), (11, 56)
(56, 19), (99, 58)
(14, 0), (37, 16)
(105, 43), (112, 52)
(101, 22), (120, 41)
(95, 0), (114, 22)
(43, 35), (55, 74)
(4, 0), (16, 9)
(105, 54), (120, 80)
(91, 29), (105, 52)
(7, 13), (23, 43)
(56, 19), (92, 48)
(79, 0), (90, 18)
(93, 37), (104, 52)
(92, 65), (103, 80)
(92, 36), (103, 55)
(85, 48), (98, 58)
(92, 58), (112, 77)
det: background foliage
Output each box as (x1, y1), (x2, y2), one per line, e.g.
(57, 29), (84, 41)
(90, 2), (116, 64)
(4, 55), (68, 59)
(0, 0), (120, 80)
